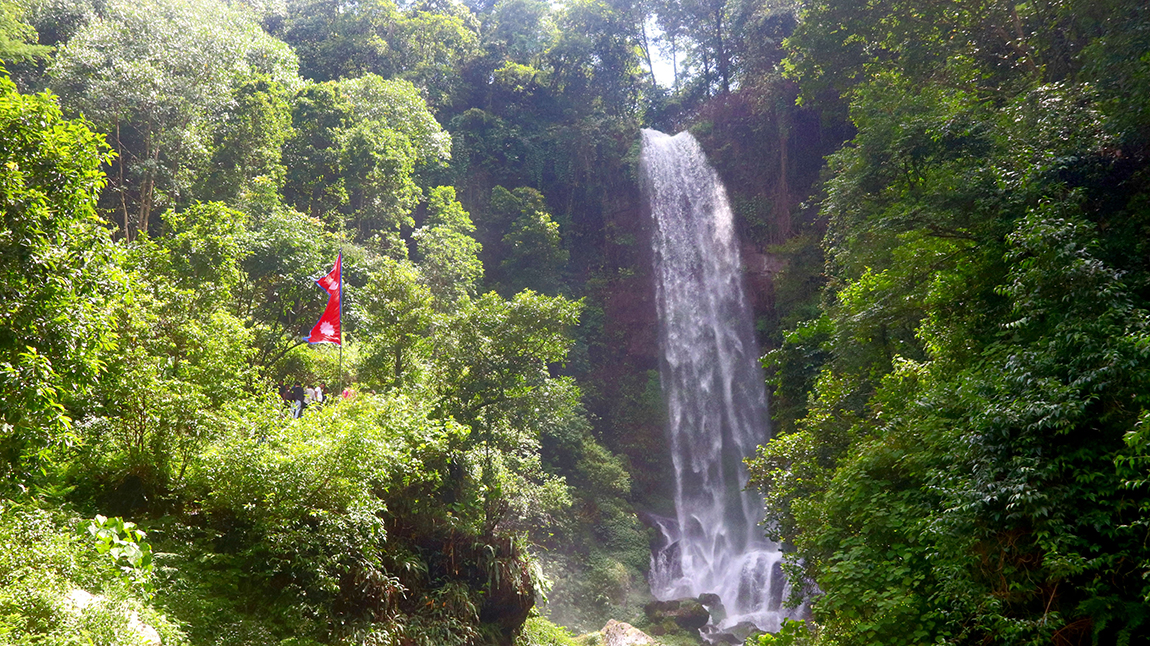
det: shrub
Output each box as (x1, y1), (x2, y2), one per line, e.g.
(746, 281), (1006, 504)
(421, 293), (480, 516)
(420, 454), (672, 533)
(0, 502), (184, 645)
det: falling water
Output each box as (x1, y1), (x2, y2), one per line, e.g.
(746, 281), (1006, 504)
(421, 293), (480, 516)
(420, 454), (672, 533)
(641, 129), (795, 635)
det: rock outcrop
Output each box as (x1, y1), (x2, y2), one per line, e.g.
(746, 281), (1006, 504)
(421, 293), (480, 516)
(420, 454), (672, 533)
(700, 620), (760, 645)
(644, 598), (710, 630)
(601, 619), (659, 646)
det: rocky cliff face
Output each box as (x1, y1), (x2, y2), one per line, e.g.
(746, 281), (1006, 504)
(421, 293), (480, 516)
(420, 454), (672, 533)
(581, 172), (670, 507)
(741, 243), (788, 318)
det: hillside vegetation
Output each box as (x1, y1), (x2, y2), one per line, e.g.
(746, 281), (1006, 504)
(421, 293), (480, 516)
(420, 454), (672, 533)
(1, 0), (1149, 644)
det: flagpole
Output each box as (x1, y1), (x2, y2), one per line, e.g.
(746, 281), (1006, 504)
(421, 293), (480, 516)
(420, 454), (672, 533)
(338, 248), (343, 396)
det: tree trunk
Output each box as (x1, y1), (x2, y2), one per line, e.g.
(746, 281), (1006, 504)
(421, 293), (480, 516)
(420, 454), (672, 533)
(139, 173), (153, 238)
(715, 1), (729, 94)
(138, 125), (158, 238)
(702, 52), (712, 96)
(640, 21), (659, 91)
(113, 119), (132, 240)
(393, 343), (404, 388)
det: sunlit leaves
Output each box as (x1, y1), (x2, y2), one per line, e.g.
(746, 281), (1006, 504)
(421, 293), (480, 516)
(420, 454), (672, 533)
(431, 289), (582, 432)
(49, 0), (301, 237)
(414, 186), (484, 307)
(547, 0), (643, 117)
(198, 75), (294, 204)
(0, 505), (185, 643)
(282, 75), (450, 239)
(279, 0), (478, 108)
(497, 186), (568, 296)
(0, 1), (52, 62)
(357, 256), (434, 389)
(0, 75), (121, 486)
(340, 74), (451, 165)
(88, 513), (154, 596)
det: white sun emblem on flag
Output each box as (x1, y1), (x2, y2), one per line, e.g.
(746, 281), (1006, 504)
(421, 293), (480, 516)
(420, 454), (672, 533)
(320, 321), (336, 337)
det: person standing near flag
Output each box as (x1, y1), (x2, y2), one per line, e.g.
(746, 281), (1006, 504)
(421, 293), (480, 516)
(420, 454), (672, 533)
(290, 382), (305, 418)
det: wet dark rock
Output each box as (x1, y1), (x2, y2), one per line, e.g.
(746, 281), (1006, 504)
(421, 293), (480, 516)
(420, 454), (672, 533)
(697, 593), (721, 606)
(644, 598), (710, 630)
(699, 621), (761, 645)
(768, 560), (786, 610)
(699, 628), (742, 645)
(697, 593), (726, 624)
(728, 621), (761, 642)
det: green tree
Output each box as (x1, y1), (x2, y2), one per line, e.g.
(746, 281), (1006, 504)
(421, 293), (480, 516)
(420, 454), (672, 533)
(783, 0), (1097, 112)
(278, 0), (478, 108)
(342, 75), (451, 244)
(750, 2), (1150, 641)
(341, 74), (452, 165)
(0, 74), (122, 486)
(48, 0), (301, 239)
(197, 75), (294, 204)
(432, 290), (581, 435)
(279, 0), (402, 82)
(392, 0), (479, 108)
(413, 185), (484, 307)
(357, 257), (434, 389)
(499, 187), (568, 296)
(240, 205), (343, 371)
(485, 0), (555, 63)
(281, 81), (350, 223)
(282, 75), (450, 244)
(430, 289), (581, 534)
(0, 1), (51, 63)
(340, 118), (420, 243)
(80, 203), (257, 496)
(545, 0), (643, 118)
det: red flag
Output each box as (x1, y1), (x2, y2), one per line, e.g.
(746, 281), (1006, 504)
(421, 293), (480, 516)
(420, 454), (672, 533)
(315, 254), (341, 297)
(306, 253), (341, 345)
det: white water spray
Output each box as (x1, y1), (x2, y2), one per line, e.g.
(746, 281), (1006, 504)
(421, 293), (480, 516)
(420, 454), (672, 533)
(641, 128), (796, 634)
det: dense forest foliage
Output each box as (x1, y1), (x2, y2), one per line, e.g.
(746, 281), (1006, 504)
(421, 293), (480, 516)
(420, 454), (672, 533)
(1, 0), (1148, 644)
(750, 1), (1150, 645)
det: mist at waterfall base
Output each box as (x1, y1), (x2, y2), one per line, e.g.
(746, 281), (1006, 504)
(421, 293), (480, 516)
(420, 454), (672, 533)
(640, 128), (801, 636)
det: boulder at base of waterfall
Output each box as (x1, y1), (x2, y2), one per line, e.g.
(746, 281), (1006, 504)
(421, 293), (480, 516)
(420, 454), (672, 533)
(697, 593), (726, 625)
(699, 620), (761, 645)
(601, 619), (659, 646)
(644, 598), (710, 630)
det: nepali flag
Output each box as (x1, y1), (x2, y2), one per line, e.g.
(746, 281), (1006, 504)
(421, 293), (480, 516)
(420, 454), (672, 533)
(306, 253), (341, 345)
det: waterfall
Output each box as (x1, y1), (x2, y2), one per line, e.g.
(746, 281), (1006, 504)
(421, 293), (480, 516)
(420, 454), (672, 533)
(641, 128), (795, 634)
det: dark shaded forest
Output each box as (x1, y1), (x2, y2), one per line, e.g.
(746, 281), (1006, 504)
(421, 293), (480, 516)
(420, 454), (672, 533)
(1, 0), (1148, 644)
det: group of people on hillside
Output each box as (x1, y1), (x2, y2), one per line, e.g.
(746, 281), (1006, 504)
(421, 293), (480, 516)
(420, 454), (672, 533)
(278, 382), (326, 418)
(276, 381), (362, 418)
